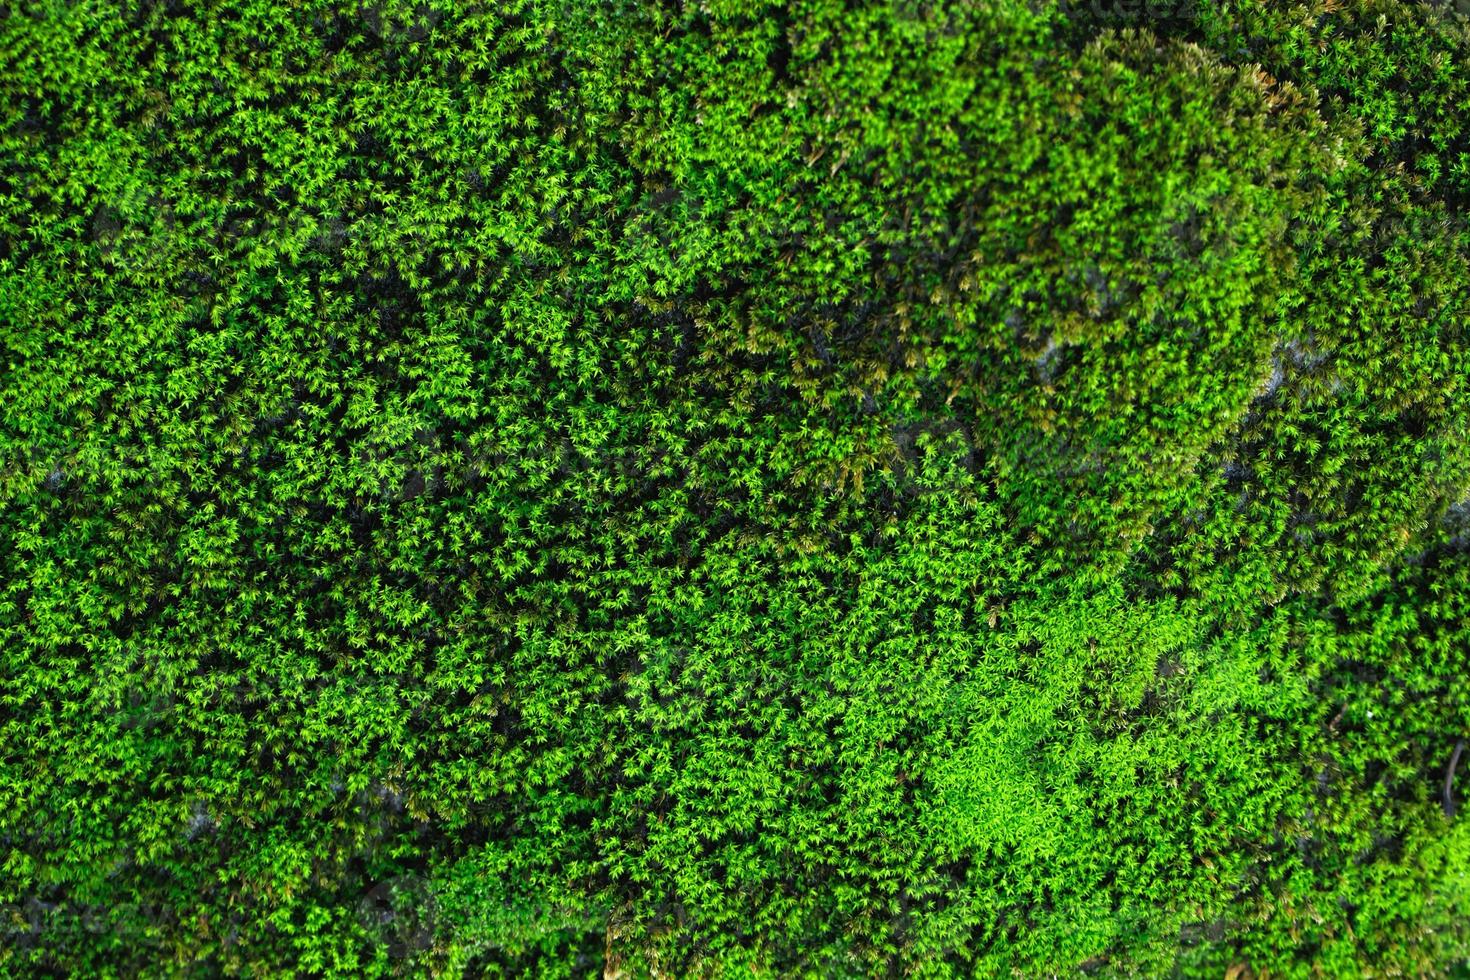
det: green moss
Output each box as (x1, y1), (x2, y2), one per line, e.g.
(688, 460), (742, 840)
(2, 0), (1469, 974)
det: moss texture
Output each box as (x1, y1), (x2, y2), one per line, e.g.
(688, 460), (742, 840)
(3, 0), (1470, 974)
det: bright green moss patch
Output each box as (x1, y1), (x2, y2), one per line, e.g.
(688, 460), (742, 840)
(3, 0), (1470, 975)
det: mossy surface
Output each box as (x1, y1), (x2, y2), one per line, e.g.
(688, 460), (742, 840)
(2, 0), (1470, 974)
